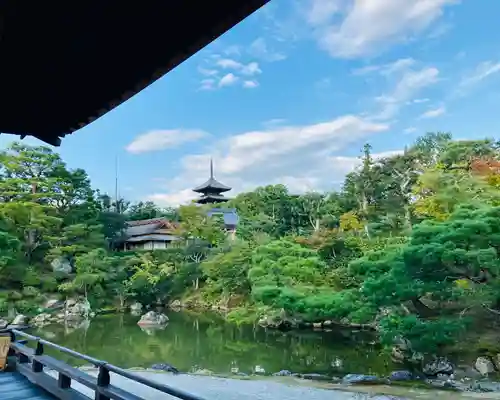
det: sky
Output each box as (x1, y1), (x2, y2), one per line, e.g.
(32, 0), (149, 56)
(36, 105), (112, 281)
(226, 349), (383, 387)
(2, 0), (500, 206)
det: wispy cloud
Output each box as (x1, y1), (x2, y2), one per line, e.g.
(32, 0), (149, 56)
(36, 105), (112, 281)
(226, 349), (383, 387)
(147, 115), (389, 206)
(371, 62), (440, 120)
(304, 0), (458, 59)
(219, 73), (238, 88)
(126, 130), (209, 154)
(248, 38), (287, 62)
(404, 127), (418, 134)
(459, 61), (500, 88)
(243, 80), (259, 89)
(420, 106), (446, 119)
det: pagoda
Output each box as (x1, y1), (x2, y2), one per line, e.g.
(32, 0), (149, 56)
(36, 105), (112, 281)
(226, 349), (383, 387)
(193, 159), (232, 204)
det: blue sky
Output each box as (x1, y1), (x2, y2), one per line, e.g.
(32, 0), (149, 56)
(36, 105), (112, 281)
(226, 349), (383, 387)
(3, 0), (500, 206)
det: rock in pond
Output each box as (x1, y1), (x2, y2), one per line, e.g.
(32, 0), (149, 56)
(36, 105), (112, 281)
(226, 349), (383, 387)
(151, 363), (179, 374)
(475, 356), (495, 375)
(0, 318), (8, 329)
(273, 370), (292, 377)
(137, 311), (169, 326)
(169, 300), (182, 309)
(64, 298), (91, 320)
(299, 373), (331, 382)
(423, 357), (453, 376)
(342, 374), (386, 385)
(11, 314), (27, 326)
(130, 302), (143, 315)
(44, 298), (63, 309)
(31, 313), (53, 327)
(389, 370), (413, 381)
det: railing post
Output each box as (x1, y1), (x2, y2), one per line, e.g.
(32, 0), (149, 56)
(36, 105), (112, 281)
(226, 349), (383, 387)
(58, 372), (71, 389)
(32, 340), (44, 372)
(95, 364), (110, 400)
(17, 333), (29, 365)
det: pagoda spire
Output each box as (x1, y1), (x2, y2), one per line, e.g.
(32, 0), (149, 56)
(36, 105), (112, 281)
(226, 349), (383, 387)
(192, 158), (232, 204)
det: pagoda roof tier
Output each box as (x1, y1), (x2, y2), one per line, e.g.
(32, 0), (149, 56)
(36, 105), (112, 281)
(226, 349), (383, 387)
(193, 159), (231, 193)
(193, 178), (231, 193)
(196, 194), (231, 204)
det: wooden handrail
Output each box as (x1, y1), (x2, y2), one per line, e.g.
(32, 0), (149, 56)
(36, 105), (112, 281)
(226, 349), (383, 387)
(7, 328), (205, 400)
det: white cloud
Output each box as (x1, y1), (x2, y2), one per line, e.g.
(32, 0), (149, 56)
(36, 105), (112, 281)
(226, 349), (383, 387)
(249, 38), (287, 62)
(243, 80), (259, 89)
(126, 130), (208, 154)
(199, 79), (216, 91)
(404, 127), (418, 134)
(459, 61), (500, 88)
(224, 45), (241, 56)
(263, 118), (287, 127)
(216, 59), (262, 76)
(146, 115), (390, 206)
(373, 65), (440, 120)
(216, 58), (243, 70)
(352, 58), (416, 76)
(219, 73), (238, 87)
(420, 106), (445, 119)
(198, 55), (262, 90)
(305, 0), (457, 58)
(198, 67), (218, 77)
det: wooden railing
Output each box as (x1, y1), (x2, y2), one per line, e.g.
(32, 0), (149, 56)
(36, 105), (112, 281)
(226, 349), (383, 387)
(5, 328), (206, 400)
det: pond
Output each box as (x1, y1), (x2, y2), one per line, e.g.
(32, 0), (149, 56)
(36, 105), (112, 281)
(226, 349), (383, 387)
(32, 311), (394, 378)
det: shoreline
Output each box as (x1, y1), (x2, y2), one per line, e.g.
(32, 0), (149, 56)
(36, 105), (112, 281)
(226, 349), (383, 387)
(73, 367), (500, 399)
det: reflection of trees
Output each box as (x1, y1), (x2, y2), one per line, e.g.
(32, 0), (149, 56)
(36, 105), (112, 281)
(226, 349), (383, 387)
(33, 313), (392, 376)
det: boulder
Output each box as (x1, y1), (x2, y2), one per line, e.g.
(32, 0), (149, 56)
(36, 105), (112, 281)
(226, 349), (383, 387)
(342, 374), (385, 385)
(254, 365), (265, 374)
(137, 311), (168, 326)
(423, 358), (454, 376)
(494, 354), (500, 371)
(389, 370), (413, 381)
(475, 357), (495, 375)
(51, 257), (72, 274)
(64, 298), (91, 320)
(11, 314), (27, 326)
(0, 319), (8, 329)
(169, 300), (182, 309)
(31, 313), (52, 327)
(391, 336), (424, 367)
(151, 363), (179, 374)
(257, 311), (300, 330)
(130, 302), (143, 314)
(44, 299), (63, 309)
(299, 373), (331, 382)
(273, 370), (292, 376)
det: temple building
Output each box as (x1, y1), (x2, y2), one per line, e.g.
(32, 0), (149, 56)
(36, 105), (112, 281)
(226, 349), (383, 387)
(193, 159), (232, 204)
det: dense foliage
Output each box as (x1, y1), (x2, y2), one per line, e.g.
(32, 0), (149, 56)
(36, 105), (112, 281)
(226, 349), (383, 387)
(1, 133), (500, 357)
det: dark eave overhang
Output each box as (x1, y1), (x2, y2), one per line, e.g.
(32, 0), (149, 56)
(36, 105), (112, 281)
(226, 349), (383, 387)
(0, 1), (270, 146)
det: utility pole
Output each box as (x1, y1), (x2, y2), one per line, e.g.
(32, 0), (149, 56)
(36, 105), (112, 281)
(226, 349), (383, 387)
(114, 155), (120, 213)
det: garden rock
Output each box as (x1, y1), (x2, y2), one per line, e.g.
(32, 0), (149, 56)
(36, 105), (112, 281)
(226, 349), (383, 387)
(475, 357), (495, 375)
(423, 357), (454, 376)
(137, 311), (168, 326)
(11, 314), (27, 326)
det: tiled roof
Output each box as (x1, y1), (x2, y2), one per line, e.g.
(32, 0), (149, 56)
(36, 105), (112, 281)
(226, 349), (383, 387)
(192, 177), (231, 193)
(127, 234), (180, 243)
(125, 218), (178, 238)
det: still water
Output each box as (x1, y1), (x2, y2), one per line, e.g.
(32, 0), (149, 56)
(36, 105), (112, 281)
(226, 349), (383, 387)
(32, 311), (393, 377)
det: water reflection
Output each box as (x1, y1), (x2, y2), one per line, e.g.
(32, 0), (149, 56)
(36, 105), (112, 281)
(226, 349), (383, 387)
(33, 312), (393, 377)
